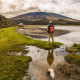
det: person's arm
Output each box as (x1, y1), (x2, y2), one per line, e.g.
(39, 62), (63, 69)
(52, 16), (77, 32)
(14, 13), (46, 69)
(47, 25), (50, 34)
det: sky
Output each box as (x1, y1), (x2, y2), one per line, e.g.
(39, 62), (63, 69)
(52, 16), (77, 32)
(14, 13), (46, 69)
(0, 0), (80, 20)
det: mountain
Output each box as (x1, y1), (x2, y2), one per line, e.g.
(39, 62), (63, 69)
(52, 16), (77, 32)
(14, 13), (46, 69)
(0, 14), (16, 28)
(10, 12), (80, 25)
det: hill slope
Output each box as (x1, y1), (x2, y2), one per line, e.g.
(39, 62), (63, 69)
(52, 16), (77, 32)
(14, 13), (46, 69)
(0, 15), (16, 28)
(10, 12), (80, 25)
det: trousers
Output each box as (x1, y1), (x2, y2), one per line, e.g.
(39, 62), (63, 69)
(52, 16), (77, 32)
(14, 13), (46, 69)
(48, 33), (54, 44)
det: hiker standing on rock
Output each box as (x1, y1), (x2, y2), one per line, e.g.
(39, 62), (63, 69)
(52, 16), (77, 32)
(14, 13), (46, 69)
(47, 21), (55, 44)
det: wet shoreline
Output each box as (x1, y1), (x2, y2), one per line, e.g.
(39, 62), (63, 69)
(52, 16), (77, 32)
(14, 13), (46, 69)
(17, 27), (70, 39)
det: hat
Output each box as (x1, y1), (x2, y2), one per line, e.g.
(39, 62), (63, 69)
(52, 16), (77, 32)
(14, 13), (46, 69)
(49, 21), (52, 24)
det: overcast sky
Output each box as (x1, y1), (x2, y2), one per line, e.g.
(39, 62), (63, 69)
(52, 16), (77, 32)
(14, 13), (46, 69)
(0, 0), (80, 20)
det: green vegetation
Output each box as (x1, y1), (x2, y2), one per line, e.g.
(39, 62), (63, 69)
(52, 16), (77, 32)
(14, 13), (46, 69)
(65, 43), (80, 66)
(0, 27), (32, 80)
(58, 43), (80, 79)
(0, 15), (16, 28)
(66, 43), (80, 53)
(58, 63), (80, 77)
(58, 64), (71, 76)
(0, 27), (62, 53)
(0, 55), (31, 80)
(65, 53), (80, 66)
(0, 26), (62, 80)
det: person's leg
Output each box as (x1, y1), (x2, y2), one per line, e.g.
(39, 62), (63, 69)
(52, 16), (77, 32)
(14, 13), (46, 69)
(51, 33), (54, 44)
(47, 33), (50, 44)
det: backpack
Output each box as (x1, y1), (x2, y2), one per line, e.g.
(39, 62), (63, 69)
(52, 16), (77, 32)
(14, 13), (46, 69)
(49, 26), (54, 33)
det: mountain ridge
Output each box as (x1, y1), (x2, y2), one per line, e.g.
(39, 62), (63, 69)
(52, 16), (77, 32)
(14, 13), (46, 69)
(9, 12), (80, 25)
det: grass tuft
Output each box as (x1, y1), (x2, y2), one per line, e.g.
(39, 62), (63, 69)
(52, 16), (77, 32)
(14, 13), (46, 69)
(65, 43), (80, 66)
(66, 43), (80, 53)
(65, 53), (80, 66)
(0, 54), (32, 80)
(57, 63), (80, 77)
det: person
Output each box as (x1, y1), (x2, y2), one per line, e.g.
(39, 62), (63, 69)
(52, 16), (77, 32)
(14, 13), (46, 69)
(47, 49), (54, 66)
(47, 21), (55, 44)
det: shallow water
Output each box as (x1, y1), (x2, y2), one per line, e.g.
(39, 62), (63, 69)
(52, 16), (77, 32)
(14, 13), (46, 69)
(22, 45), (69, 80)
(40, 26), (80, 47)
(8, 45), (80, 80)
(7, 45), (69, 80)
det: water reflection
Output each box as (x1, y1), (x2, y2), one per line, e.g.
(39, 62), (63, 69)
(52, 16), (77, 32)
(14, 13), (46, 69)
(17, 46), (70, 80)
(47, 49), (54, 66)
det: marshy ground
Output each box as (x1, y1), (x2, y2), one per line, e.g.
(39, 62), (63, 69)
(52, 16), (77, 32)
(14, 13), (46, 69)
(0, 26), (62, 80)
(17, 26), (80, 80)
(0, 26), (80, 80)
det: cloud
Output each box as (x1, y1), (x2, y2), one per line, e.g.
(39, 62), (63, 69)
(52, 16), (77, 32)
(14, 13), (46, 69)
(52, 0), (57, 4)
(1, 6), (39, 18)
(73, 0), (80, 3)
(0, 0), (80, 20)
(9, 4), (16, 11)
(27, 6), (39, 11)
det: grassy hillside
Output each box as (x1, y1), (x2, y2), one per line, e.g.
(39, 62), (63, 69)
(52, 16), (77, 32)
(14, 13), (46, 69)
(0, 15), (16, 28)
